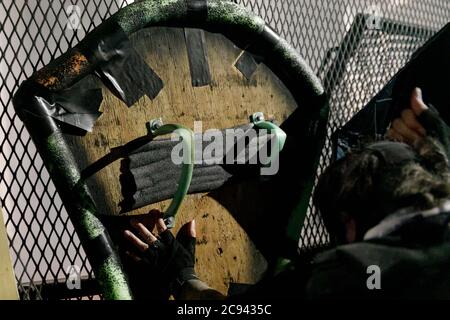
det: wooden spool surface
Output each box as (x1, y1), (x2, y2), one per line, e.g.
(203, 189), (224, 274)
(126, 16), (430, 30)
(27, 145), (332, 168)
(64, 27), (298, 295)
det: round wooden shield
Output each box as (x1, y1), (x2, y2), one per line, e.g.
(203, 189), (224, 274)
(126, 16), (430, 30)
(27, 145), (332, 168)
(64, 27), (297, 295)
(14, 0), (327, 299)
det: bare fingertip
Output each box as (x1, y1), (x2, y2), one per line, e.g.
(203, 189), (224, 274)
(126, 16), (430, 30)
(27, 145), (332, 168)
(414, 87), (422, 99)
(187, 220), (196, 238)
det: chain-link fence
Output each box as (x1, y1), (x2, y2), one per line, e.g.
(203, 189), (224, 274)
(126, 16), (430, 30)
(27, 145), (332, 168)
(1, 0), (449, 300)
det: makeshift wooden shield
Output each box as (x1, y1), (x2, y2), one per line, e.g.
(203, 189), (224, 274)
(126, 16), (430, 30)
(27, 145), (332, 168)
(13, 0), (328, 299)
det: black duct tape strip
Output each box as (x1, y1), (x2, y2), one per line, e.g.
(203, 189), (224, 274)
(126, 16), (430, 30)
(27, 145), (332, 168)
(86, 232), (115, 267)
(83, 21), (164, 107)
(184, 28), (212, 87)
(186, 0), (208, 21)
(235, 50), (260, 80)
(16, 76), (103, 133)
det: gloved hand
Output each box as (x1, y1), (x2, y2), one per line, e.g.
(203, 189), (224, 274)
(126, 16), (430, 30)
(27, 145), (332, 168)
(387, 87), (428, 145)
(387, 87), (450, 161)
(416, 105), (450, 159)
(122, 210), (197, 299)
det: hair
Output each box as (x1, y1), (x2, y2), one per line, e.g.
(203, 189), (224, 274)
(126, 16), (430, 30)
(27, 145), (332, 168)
(313, 137), (450, 244)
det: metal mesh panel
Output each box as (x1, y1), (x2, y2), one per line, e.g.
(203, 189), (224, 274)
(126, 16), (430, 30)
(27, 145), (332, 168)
(235, 0), (449, 249)
(0, 0), (449, 299)
(0, 0), (134, 300)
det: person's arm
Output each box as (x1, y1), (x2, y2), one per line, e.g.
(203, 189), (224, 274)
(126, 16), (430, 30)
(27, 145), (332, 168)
(176, 279), (226, 300)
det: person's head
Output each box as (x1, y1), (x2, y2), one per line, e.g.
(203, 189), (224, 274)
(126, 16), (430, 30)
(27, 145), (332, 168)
(313, 137), (450, 245)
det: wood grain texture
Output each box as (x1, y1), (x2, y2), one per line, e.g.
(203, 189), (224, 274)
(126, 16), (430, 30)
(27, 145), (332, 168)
(64, 27), (297, 295)
(0, 208), (19, 300)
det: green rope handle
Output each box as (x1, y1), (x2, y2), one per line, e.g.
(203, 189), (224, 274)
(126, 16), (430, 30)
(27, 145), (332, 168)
(149, 124), (195, 228)
(253, 119), (287, 171)
(255, 121), (287, 164)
